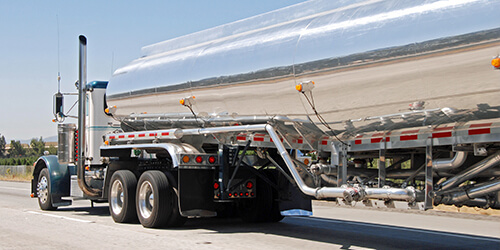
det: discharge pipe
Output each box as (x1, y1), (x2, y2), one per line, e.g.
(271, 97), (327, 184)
(265, 124), (417, 202)
(77, 35), (101, 197)
(437, 151), (500, 192)
(433, 151), (467, 172)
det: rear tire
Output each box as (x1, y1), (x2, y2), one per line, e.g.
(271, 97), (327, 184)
(136, 171), (171, 228)
(109, 170), (137, 223)
(37, 168), (56, 211)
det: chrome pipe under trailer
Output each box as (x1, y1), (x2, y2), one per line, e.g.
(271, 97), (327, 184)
(32, 0), (500, 228)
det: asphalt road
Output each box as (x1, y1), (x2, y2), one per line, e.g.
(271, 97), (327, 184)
(1, 180), (499, 249)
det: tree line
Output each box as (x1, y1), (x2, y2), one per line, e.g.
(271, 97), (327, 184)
(0, 134), (57, 166)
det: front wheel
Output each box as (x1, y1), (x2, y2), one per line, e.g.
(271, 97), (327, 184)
(136, 171), (172, 228)
(37, 168), (56, 210)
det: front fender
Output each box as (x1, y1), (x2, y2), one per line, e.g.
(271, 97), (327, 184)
(31, 156), (70, 204)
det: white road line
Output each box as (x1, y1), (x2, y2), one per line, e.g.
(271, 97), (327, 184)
(26, 210), (94, 223)
(295, 216), (500, 243)
(0, 186), (29, 191)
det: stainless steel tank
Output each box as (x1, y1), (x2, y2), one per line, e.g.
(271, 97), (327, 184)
(107, 0), (500, 136)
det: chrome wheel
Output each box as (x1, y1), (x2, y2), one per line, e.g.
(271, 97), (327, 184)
(110, 180), (124, 215)
(37, 168), (56, 210)
(108, 170), (137, 223)
(136, 171), (171, 228)
(138, 181), (154, 219)
(37, 175), (49, 204)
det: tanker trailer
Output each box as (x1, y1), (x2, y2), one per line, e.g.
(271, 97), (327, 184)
(32, 0), (500, 228)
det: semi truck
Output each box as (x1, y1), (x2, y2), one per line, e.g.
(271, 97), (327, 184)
(32, 0), (500, 228)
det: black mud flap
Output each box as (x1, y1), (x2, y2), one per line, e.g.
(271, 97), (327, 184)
(178, 169), (216, 217)
(278, 176), (313, 216)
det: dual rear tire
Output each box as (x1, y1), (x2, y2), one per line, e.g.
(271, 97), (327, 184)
(108, 170), (185, 228)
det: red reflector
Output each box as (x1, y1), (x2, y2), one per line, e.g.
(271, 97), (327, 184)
(208, 156), (216, 164)
(195, 156), (203, 163)
(469, 128), (490, 135)
(251, 192), (255, 196)
(246, 181), (253, 189)
(400, 135), (418, 141)
(355, 140), (362, 145)
(213, 182), (219, 190)
(432, 132), (452, 138)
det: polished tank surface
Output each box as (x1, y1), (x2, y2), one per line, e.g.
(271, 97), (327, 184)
(108, 0), (500, 136)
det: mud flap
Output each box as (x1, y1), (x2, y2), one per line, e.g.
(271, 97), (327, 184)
(278, 177), (313, 216)
(178, 169), (216, 217)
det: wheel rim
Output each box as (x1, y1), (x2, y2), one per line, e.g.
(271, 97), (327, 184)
(37, 176), (49, 204)
(110, 180), (124, 215)
(138, 181), (154, 219)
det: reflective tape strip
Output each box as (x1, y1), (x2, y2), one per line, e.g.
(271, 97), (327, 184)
(469, 128), (490, 135)
(400, 134), (418, 141)
(432, 131), (452, 138)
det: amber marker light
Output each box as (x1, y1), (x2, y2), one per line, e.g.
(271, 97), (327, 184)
(182, 155), (190, 163)
(295, 80), (315, 93)
(492, 57), (500, 69)
(180, 96), (196, 106)
(304, 158), (310, 165)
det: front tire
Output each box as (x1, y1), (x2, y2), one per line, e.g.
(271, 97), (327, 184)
(136, 171), (172, 228)
(37, 168), (56, 210)
(109, 170), (137, 223)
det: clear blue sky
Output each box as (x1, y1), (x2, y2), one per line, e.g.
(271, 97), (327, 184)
(0, 0), (308, 142)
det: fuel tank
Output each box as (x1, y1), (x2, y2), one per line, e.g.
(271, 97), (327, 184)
(107, 0), (500, 135)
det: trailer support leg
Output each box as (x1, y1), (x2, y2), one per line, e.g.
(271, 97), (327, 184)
(336, 144), (348, 186)
(378, 139), (387, 187)
(424, 138), (433, 210)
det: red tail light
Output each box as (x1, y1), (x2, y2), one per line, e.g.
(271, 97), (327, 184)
(208, 156), (216, 164)
(213, 182), (219, 189)
(195, 156), (203, 163)
(246, 181), (253, 189)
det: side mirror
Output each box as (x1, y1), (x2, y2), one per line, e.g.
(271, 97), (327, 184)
(53, 92), (64, 120)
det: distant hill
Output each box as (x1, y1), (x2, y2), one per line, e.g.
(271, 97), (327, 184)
(19, 135), (57, 144)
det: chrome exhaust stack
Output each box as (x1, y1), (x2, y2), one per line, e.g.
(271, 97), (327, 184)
(77, 35), (101, 197)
